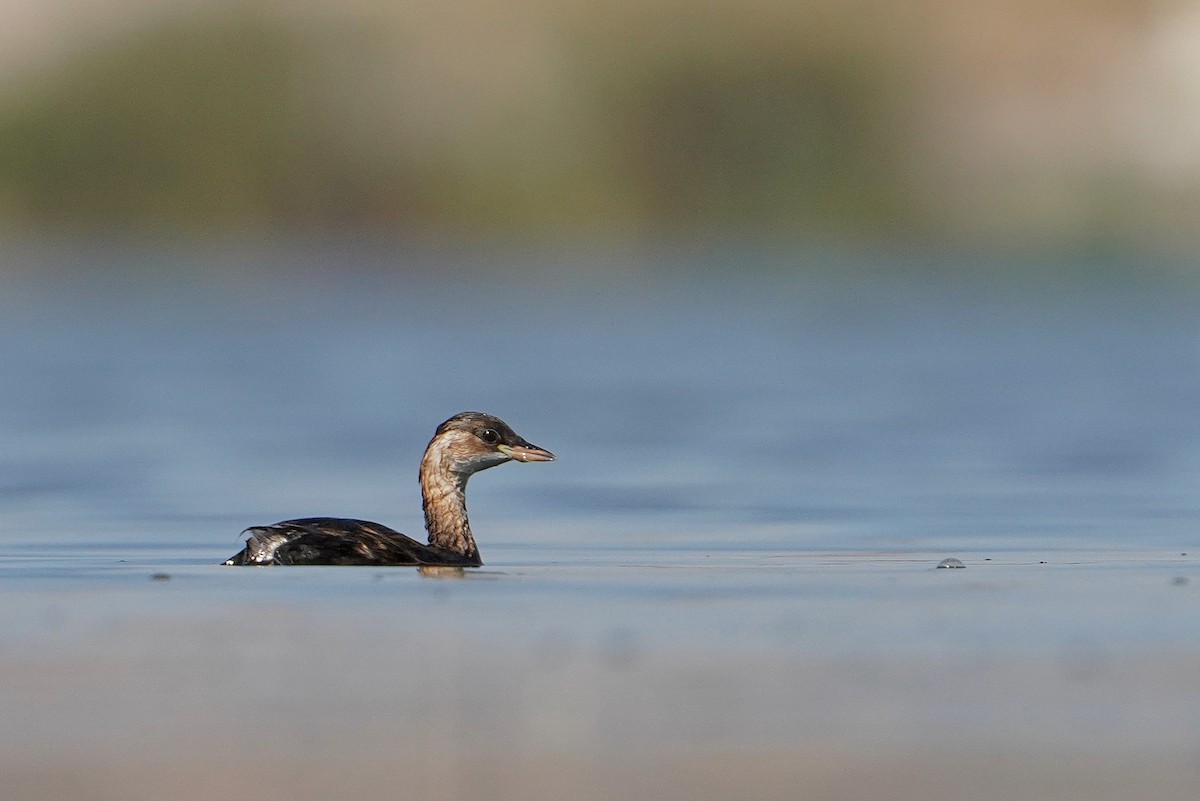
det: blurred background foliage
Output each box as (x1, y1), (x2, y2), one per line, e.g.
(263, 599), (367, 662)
(0, 0), (1197, 255)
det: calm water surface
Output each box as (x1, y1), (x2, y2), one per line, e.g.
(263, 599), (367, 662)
(1, 250), (1198, 798)
(1, 254), (1198, 642)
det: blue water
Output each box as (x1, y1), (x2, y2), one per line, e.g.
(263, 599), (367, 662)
(1, 249), (1198, 796)
(3, 253), (1198, 554)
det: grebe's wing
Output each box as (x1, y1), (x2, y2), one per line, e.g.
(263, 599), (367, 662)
(222, 517), (476, 566)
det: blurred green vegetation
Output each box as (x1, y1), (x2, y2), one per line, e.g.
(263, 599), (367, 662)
(0, 13), (418, 232)
(0, 2), (1192, 254)
(0, 6), (918, 238)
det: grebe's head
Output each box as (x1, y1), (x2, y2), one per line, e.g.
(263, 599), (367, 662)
(426, 411), (555, 476)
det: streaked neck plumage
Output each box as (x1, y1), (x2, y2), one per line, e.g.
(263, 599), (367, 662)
(419, 435), (484, 560)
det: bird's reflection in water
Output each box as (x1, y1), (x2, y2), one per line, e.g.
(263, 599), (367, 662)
(418, 565), (468, 579)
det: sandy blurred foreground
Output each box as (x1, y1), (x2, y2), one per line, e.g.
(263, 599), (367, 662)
(3, 602), (1197, 801)
(5, 751), (1195, 801)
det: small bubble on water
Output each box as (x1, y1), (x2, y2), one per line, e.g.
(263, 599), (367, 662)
(937, 558), (965, 569)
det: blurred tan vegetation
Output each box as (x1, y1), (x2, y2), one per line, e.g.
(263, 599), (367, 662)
(0, 0), (1197, 252)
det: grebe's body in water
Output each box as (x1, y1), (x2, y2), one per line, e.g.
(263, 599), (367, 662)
(223, 412), (554, 566)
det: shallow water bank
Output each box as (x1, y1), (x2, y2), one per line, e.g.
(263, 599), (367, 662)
(2, 582), (1197, 799)
(2, 549), (1197, 801)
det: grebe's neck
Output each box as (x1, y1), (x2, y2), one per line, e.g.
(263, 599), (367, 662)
(419, 440), (480, 560)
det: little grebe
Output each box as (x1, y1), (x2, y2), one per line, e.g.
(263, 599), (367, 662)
(223, 412), (554, 566)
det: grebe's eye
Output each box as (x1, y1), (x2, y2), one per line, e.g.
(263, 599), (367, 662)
(479, 428), (500, 445)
